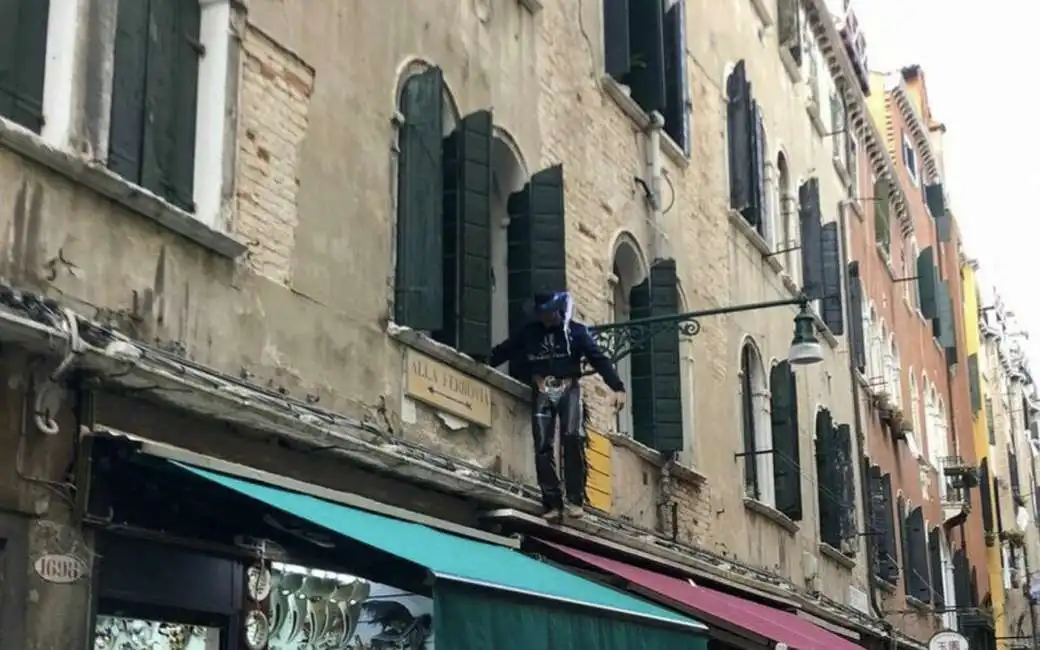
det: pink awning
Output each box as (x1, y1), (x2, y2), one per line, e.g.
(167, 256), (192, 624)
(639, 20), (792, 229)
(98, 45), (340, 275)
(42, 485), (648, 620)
(540, 541), (863, 650)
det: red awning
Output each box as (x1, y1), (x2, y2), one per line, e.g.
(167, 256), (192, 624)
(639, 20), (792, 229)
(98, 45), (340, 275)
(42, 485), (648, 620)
(540, 541), (863, 650)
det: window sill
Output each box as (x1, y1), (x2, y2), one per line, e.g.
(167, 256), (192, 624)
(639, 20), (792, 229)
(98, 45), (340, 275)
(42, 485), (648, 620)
(832, 156), (852, 188)
(906, 595), (931, 612)
(873, 577), (896, 594)
(605, 433), (708, 487)
(660, 134), (690, 169)
(743, 498), (799, 534)
(875, 244), (895, 277)
(818, 542), (856, 570)
(0, 117), (246, 260)
(811, 312), (840, 350)
(779, 49), (802, 84)
(727, 209), (783, 274)
(748, 0), (773, 24)
(847, 198), (865, 222)
(386, 322), (532, 402)
(806, 104), (826, 138)
(601, 76), (688, 169)
(517, 0), (542, 13)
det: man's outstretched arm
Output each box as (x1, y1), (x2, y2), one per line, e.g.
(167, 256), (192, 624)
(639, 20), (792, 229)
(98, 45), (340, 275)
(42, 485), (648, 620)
(574, 326), (624, 391)
(488, 330), (522, 368)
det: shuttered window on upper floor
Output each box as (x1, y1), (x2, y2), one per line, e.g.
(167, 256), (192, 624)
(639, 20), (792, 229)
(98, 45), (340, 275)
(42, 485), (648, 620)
(629, 259), (684, 454)
(0, 0), (50, 132)
(776, 0), (802, 67)
(901, 503), (932, 603)
(873, 176), (891, 256)
(928, 527), (946, 606)
(925, 182), (951, 242)
(816, 410), (856, 553)
(867, 464), (899, 584)
(979, 458), (994, 536)
(797, 178), (844, 335)
(847, 262), (867, 373)
(602, 0), (689, 150)
(726, 61), (767, 236)
(109, 0), (202, 212)
(395, 66), (569, 367)
(967, 354), (982, 414)
(770, 360), (801, 521)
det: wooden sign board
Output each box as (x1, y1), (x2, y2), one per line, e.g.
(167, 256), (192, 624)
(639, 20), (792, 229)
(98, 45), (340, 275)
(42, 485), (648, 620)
(405, 350), (493, 428)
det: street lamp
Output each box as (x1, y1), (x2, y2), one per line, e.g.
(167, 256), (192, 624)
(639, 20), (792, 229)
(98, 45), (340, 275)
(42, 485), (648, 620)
(589, 295), (824, 367)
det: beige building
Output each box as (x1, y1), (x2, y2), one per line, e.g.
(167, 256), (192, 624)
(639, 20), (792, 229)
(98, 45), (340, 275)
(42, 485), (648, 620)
(978, 281), (1040, 648)
(0, 0), (927, 647)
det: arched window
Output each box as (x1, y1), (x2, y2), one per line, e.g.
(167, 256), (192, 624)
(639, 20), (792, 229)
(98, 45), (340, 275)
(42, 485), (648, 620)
(868, 306), (882, 381)
(909, 372), (922, 442)
(740, 340), (771, 503)
(777, 152), (798, 281)
(610, 238), (647, 438)
(887, 335), (901, 406)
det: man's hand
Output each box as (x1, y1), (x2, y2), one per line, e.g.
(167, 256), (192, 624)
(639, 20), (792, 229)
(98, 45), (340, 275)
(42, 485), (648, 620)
(612, 391), (627, 411)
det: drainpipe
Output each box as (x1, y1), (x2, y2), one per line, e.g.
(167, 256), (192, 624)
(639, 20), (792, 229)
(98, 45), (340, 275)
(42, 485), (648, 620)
(838, 205), (893, 642)
(644, 111), (666, 260)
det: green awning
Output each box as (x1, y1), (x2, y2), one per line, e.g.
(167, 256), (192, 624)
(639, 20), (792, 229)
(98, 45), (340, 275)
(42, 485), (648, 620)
(177, 463), (706, 634)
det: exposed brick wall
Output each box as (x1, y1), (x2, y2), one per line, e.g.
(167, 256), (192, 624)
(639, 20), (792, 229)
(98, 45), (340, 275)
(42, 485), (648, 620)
(235, 24), (315, 285)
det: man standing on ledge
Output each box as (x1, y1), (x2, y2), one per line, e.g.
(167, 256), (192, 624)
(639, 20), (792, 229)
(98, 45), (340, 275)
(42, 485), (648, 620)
(488, 291), (626, 522)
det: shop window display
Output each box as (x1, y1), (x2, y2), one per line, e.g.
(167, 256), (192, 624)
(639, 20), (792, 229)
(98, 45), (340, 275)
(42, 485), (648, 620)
(93, 617), (220, 650)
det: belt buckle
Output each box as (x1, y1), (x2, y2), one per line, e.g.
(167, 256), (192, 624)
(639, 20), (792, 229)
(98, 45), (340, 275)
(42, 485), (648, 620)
(543, 376), (567, 405)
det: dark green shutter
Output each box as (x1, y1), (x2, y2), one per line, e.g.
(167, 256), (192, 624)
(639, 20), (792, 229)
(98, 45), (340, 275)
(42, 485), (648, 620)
(979, 458), (994, 534)
(394, 67), (445, 331)
(0, 0), (50, 132)
(140, 0), (201, 210)
(815, 409), (840, 548)
(907, 506), (931, 603)
(661, 0), (688, 149)
(994, 480), (1004, 533)
(770, 360), (802, 520)
(741, 344), (759, 499)
(109, 0), (151, 184)
(748, 102), (766, 233)
(820, 222), (844, 334)
(953, 549), (971, 610)
(835, 423), (856, 544)
(847, 262), (867, 372)
(916, 247), (938, 318)
(926, 183), (951, 242)
(629, 259), (683, 453)
(870, 469), (899, 582)
(928, 527), (945, 606)
(1008, 448), (1021, 495)
(602, 0), (631, 79)
(985, 398), (996, 445)
(898, 497), (911, 596)
(625, 0), (666, 115)
(726, 62), (753, 215)
(967, 353), (982, 413)
(873, 177), (891, 253)
(798, 178), (824, 299)
(934, 280), (956, 354)
(776, 0), (802, 66)
(441, 110), (493, 356)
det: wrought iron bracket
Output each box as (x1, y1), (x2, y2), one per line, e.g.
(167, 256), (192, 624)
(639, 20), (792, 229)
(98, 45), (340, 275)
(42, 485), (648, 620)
(763, 245), (802, 259)
(891, 275), (919, 284)
(733, 448), (775, 459)
(588, 295), (808, 366)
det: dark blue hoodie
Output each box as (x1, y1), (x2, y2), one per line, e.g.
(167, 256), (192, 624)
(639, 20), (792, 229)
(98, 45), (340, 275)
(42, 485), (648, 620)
(488, 320), (625, 392)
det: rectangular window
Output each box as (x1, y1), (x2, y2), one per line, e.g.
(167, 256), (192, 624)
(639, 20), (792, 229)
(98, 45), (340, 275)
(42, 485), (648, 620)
(0, 0), (51, 132)
(901, 133), (918, 186)
(602, 0), (689, 150)
(108, 0), (202, 212)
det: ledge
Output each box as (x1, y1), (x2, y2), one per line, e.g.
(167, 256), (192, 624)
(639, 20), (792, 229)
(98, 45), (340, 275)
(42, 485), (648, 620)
(728, 209), (784, 274)
(818, 543), (856, 570)
(906, 596), (930, 613)
(743, 498), (799, 534)
(831, 155), (852, 189)
(387, 324), (532, 402)
(873, 577), (896, 594)
(807, 103), (826, 138)
(0, 118), (246, 260)
(811, 311), (840, 350)
(748, 0), (773, 25)
(601, 76), (688, 169)
(846, 198), (865, 222)
(779, 48), (802, 84)
(661, 133), (690, 169)
(517, 0), (542, 12)
(605, 433), (708, 487)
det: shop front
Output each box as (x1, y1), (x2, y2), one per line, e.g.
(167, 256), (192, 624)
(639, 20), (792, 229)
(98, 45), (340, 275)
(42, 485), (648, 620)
(83, 433), (709, 650)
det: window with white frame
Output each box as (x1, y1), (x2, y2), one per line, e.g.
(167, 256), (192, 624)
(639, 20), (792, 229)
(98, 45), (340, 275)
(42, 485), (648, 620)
(906, 237), (921, 309)
(887, 337), (902, 406)
(868, 308), (884, 384)
(901, 132), (918, 186)
(909, 371), (922, 440)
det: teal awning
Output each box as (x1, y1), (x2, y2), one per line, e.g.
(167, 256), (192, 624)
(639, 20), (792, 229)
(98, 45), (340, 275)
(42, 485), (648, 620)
(177, 463), (706, 633)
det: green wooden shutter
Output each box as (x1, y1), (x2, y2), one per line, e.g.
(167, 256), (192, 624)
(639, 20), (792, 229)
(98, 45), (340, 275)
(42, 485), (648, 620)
(835, 423), (856, 544)
(873, 177), (891, 254)
(967, 353), (982, 413)
(798, 178), (823, 299)
(726, 62), (753, 215)
(109, 0), (151, 184)
(898, 497), (911, 596)
(661, 0), (688, 150)
(870, 469), (899, 583)
(0, 0), (50, 132)
(741, 344), (759, 499)
(140, 0), (200, 211)
(748, 102), (766, 234)
(928, 527), (945, 606)
(602, 0), (631, 79)
(979, 458), (994, 535)
(394, 67), (446, 332)
(934, 280), (956, 354)
(1008, 448), (1021, 496)
(776, 0), (801, 65)
(953, 549), (971, 609)
(626, 0), (666, 115)
(629, 259), (683, 453)
(847, 262), (866, 372)
(770, 360), (802, 520)
(815, 409), (840, 548)
(985, 398), (996, 445)
(916, 247), (938, 318)
(820, 222), (844, 335)
(926, 183), (951, 242)
(506, 165), (567, 379)
(441, 110), (493, 356)
(907, 506), (931, 602)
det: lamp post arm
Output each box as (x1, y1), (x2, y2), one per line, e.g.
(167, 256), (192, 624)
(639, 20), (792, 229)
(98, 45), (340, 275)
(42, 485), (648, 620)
(589, 294), (810, 365)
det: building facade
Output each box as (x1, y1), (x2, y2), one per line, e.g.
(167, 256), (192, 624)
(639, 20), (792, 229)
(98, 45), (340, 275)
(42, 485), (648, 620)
(0, 0), (1020, 649)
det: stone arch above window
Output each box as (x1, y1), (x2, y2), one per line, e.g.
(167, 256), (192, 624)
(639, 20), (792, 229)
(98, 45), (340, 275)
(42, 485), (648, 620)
(395, 58), (459, 136)
(610, 234), (651, 440)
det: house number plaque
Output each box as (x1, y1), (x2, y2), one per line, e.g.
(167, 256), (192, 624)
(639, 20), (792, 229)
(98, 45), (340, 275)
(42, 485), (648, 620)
(33, 553), (88, 584)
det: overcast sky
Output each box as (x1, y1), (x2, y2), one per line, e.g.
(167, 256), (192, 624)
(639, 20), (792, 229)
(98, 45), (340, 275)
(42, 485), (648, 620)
(856, 1), (1040, 364)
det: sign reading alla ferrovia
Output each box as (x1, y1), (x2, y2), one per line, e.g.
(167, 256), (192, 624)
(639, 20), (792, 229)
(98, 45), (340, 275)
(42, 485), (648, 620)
(405, 349), (493, 427)
(33, 553), (88, 584)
